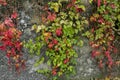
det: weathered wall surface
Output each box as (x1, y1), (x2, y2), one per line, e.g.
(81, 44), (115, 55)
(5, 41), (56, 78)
(0, 0), (120, 80)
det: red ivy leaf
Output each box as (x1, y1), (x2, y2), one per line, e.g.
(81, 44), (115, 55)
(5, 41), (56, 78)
(56, 27), (62, 36)
(110, 3), (116, 9)
(67, 0), (76, 8)
(47, 12), (56, 21)
(98, 18), (104, 24)
(3, 29), (13, 39)
(91, 50), (100, 58)
(91, 43), (99, 48)
(105, 51), (110, 57)
(0, 46), (6, 50)
(108, 60), (113, 69)
(75, 5), (84, 12)
(52, 39), (58, 45)
(105, 51), (112, 61)
(91, 28), (95, 33)
(15, 41), (22, 51)
(64, 58), (69, 64)
(0, 0), (7, 6)
(4, 18), (15, 27)
(3, 40), (13, 47)
(6, 53), (11, 58)
(97, 0), (101, 7)
(52, 68), (57, 75)
(99, 60), (103, 68)
(48, 42), (54, 49)
(67, 3), (73, 8)
(11, 48), (16, 56)
(72, 0), (76, 3)
(11, 12), (18, 19)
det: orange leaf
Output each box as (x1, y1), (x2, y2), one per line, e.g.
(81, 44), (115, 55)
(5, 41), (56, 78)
(0, 23), (6, 31)
(115, 61), (120, 66)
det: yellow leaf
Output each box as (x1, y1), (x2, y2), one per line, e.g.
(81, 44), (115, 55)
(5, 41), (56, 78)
(90, 16), (96, 21)
(105, 77), (110, 80)
(36, 25), (45, 33)
(89, 0), (93, 3)
(51, 3), (59, 12)
(115, 61), (120, 66)
(31, 24), (37, 30)
(43, 32), (51, 37)
(78, 5), (85, 11)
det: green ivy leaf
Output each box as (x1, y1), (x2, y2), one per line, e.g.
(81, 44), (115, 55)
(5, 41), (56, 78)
(78, 5), (86, 11)
(89, 0), (93, 3)
(68, 66), (73, 72)
(74, 53), (78, 57)
(77, 40), (84, 47)
(47, 60), (51, 66)
(37, 69), (49, 74)
(75, 29), (79, 34)
(34, 57), (44, 67)
(31, 24), (37, 30)
(49, 2), (59, 12)
(36, 25), (45, 33)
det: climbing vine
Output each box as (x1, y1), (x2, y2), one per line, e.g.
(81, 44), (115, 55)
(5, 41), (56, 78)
(0, 0), (25, 73)
(84, 0), (120, 69)
(24, 0), (87, 79)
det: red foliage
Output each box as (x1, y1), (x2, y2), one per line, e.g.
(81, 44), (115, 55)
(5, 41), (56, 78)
(98, 18), (104, 24)
(67, 0), (76, 9)
(67, 0), (83, 12)
(47, 12), (56, 21)
(48, 42), (54, 49)
(52, 68), (57, 75)
(105, 51), (111, 59)
(4, 18), (15, 27)
(91, 50), (100, 58)
(52, 39), (58, 45)
(67, 3), (73, 8)
(75, 5), (84, 12)
(0, 12), (25, 73)
(11, 12), (18, 19)
(64, 58), (69, 64)
(14, 41), (22, 51)
(110, 3), (116, 9)
(91, 28), (95, 33)
(72, 0), (76, 3)
(0, 46), (6, 50)
(97, 0), (101, 7)
(0, 0), (7, 6)
(99, 59), (103, 68)
(56, 27), (62, 36)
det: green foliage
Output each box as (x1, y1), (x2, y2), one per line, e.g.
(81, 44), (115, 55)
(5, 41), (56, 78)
(24, 0), (87, 79)
(84, 0), (120, 69)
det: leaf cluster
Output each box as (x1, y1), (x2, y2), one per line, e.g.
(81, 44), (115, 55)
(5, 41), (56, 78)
(24, 0), (87, 79)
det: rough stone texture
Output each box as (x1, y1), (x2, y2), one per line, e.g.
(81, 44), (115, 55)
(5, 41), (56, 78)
(0, 0), (120, 80)
(70, 38), (102, 80)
